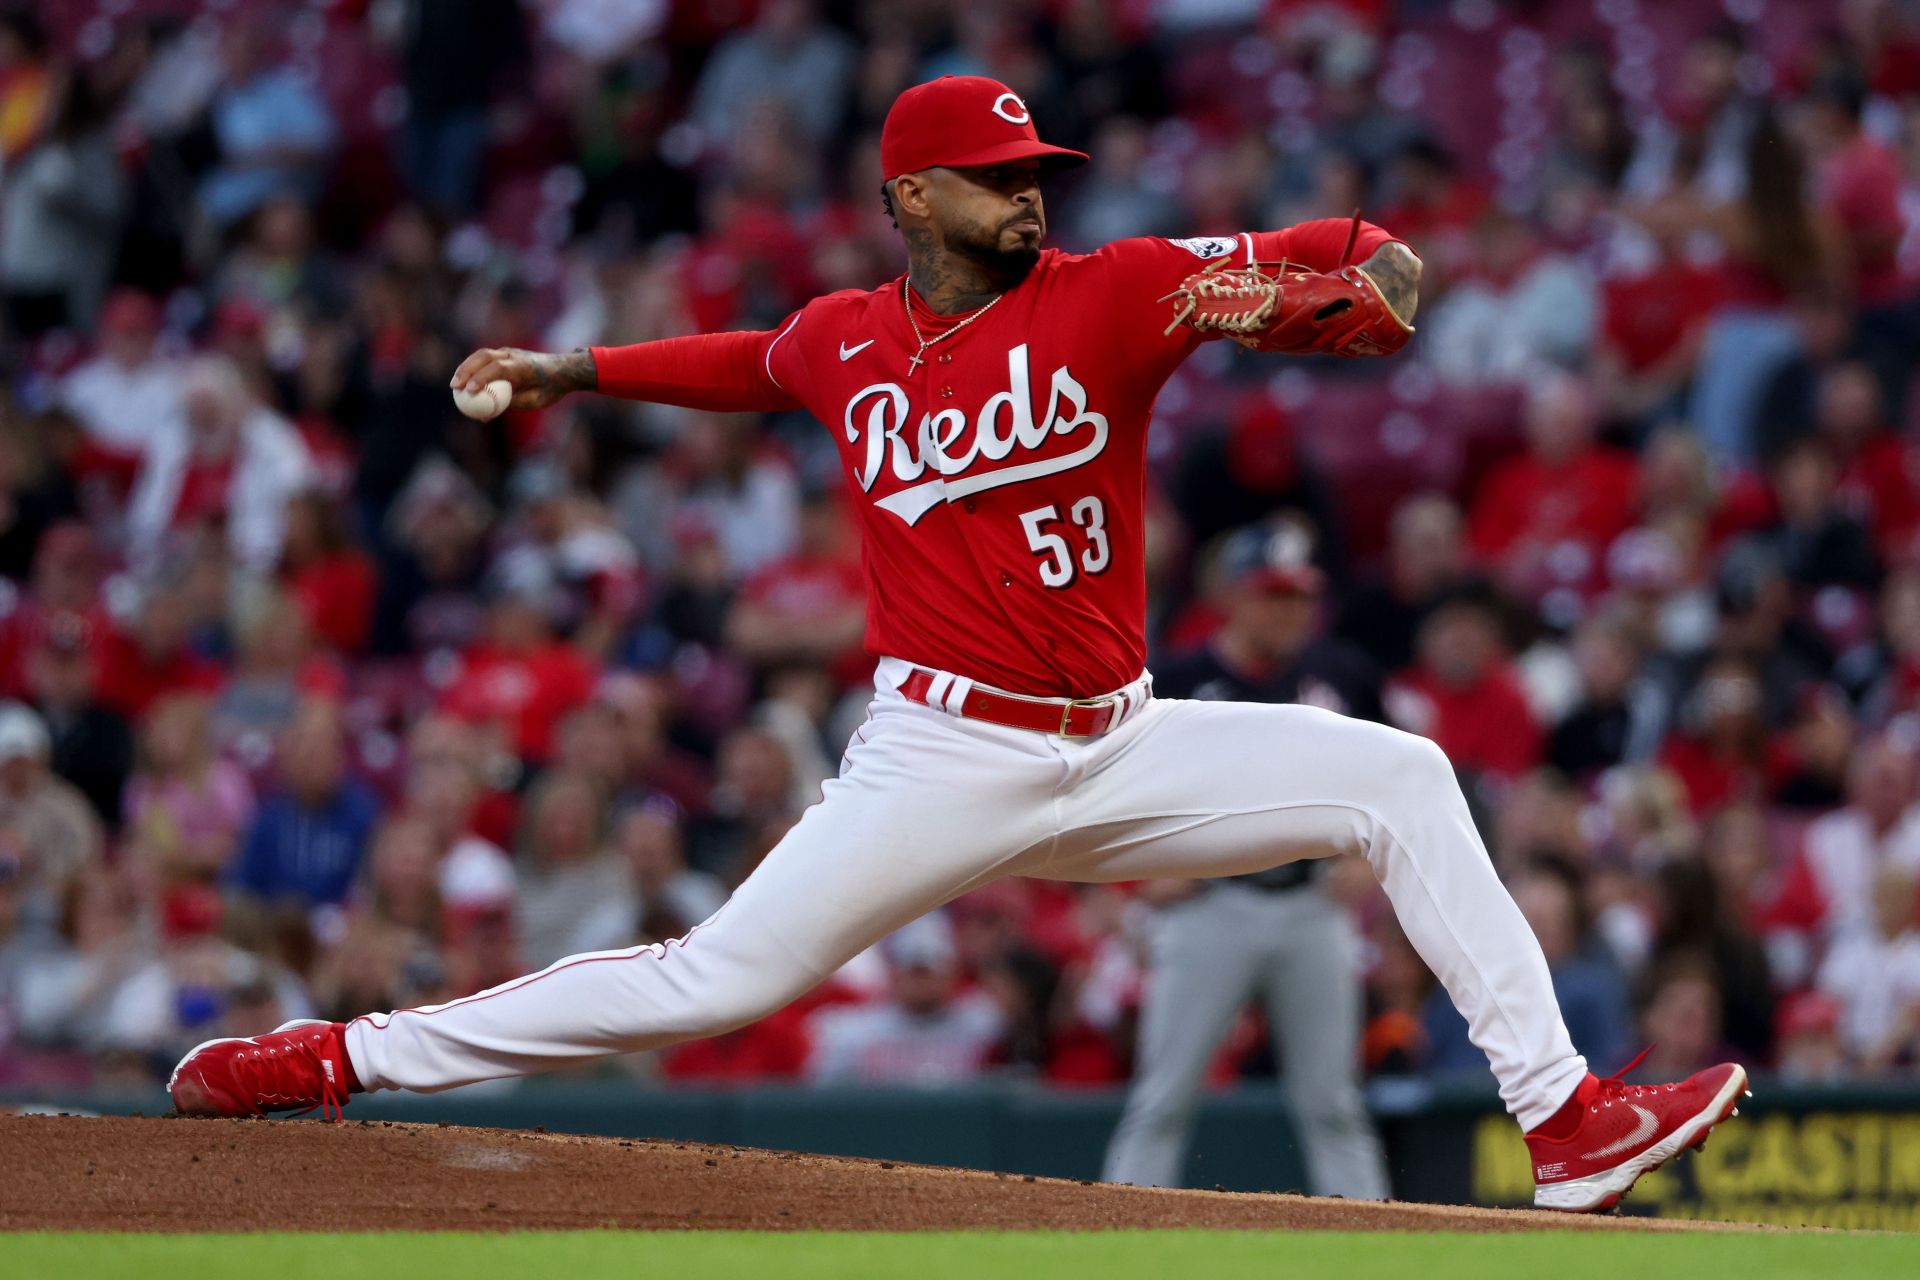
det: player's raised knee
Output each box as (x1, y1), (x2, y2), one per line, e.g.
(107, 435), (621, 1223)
(1358, 722), (1461, 809)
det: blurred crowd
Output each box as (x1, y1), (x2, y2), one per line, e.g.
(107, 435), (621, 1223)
(0, 0), (1918, 1098)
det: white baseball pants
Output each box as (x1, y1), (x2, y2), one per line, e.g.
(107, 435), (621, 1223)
(345, 658), (1587, 1129)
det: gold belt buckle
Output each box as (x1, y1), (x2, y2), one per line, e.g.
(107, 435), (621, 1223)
(1058, 697), (1116, 737)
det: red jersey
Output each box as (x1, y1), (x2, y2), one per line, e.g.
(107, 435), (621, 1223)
(594, 219), (1402, 696)
(440, 642), (599, 763)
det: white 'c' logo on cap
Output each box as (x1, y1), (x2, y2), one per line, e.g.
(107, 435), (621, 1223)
(991, 92), (1030, 125)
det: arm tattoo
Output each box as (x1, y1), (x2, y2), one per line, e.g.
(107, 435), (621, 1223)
(532, 347), (598, 397)
(561, 347), (598, 393)
(1358, 242), (1421, 324)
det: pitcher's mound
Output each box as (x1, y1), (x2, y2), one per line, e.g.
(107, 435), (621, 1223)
(0, 1114), (1745, 1233)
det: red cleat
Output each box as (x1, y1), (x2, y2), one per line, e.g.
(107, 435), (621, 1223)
(1527, 1052), (1749, 1212)
(169, 1019), (357, 1120)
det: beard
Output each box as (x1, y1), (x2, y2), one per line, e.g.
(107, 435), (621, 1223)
(945, 211), (1043, 284)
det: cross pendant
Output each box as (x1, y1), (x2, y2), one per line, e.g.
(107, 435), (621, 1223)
(907, 349), (926, 375)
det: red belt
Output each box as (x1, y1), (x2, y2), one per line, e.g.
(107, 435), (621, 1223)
(899, 668), (1133, 738)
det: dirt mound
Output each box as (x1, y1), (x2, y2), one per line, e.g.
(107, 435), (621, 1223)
(0, 1114), (1749, 1233)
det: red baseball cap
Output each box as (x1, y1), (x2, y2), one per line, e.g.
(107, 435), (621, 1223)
(881, 76), (1088, 181)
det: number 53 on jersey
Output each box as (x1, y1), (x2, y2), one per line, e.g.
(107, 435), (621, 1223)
(1019, 496), (1110, 588)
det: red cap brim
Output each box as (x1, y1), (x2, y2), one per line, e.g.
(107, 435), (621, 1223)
(1246, 567), (1325, 595)
(895, 139), (1089, 179)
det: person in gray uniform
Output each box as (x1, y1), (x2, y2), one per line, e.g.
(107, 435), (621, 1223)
(1103, 520), (1391, 1198)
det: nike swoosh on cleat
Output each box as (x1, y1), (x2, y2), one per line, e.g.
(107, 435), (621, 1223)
(1580, 1103), (1661, 1161)
(839, 339), (875, 361)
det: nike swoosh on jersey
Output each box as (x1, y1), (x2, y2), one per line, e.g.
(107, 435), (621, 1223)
(839, 339), (875, 361)
(1580, 1103), (1660, 1160)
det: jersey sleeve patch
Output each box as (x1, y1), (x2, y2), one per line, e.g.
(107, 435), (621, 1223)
(1166, 236), (1239, 260)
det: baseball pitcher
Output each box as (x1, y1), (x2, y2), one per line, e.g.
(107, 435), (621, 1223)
(170, 76), (1746, 1213)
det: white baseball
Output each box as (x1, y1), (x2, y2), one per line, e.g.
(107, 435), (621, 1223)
(452, 378), (514, 422)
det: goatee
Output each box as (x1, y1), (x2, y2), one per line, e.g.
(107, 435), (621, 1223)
(971, 242), (1041, 284)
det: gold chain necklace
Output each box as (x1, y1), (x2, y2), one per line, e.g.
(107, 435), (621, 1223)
(902, 278), (1005, 375)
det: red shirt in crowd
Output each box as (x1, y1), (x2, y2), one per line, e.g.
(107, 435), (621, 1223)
(735, 551), (872, 688)
(1820, 133), (1908, 308)
(659, 1006), (811, 1082)
(94, 626), (223, 719)
(1468, 446), (1640, 597)
(171, 456), (237, 530)
(591, 218), (1405, 698)
(441, 642), (600, 763)
(1601, 262), (1722, 372)
(1656, 732), (1798, 816)
(1836, 433), (1920, 559)
(1385, 663), (1542, 779)
(286, 549), (378, 654)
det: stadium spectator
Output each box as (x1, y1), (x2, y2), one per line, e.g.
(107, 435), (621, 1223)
(25, 618), (133, 829)
(0, 72), (123, 338)
(1675, 106), (1842, 464)
(615, 803), (725, 944)
(93, 586), (220, 724)
(10, 867), (145, 1051)
(687, 725), (800, 883)
(1546, 611), (1653, 782)
(1421, 208), (1597, 386)
(392, 0), (528, 217)
(214, 596), (342, 758)
(1621, 24), (1760, 205)
(358, 815), (444, 938)
(278, 493), (377, 656)
(1773, 991), (1849, 1084)
(690, 0), (855, 147)
(1645, 856), (1776, 1062)
(724, 492), (868, 687)
(501, 460), (645, 659)
(805, 914), (1005, 1086)
(368, 460), (491, 657)
(0, 700), (100, 908)
(620, 412), (800, 580)
(196, 18), (337, 228)
(1657, 657), (1794, 815)
(229, 705), (380, 910)
(1758, 437), (1880, 592)
(1633, 955), (1730, 1080)
(55, 291), (183, 482)
(441, 568), (600, 766)
(1336, 493), (1470, 674)
(1811, 362), (1920, 561)
(123, 694), (254, 889)
(1467, 373), (1638, 606)
(127, 356), (316, 575)
(1768, 737), (1920, 954)
(1172, 392), (1348, 572)
(1803, 71), (1916, 409)
(1057, 116), (1182, 248)
(1816, 867), (1920, 1073)
(1384, 585), (1542, 782)
(93, 882), (312, 1068)
(514, 768), (626, 969)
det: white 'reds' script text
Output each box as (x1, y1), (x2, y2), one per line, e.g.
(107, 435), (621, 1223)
(843, 344), (1111, 525)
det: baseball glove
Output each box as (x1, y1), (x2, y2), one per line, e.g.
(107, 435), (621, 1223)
(1159, 216), (1414, 358)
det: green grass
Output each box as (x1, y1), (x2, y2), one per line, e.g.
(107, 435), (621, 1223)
(3, 1230), (1917, 1280)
